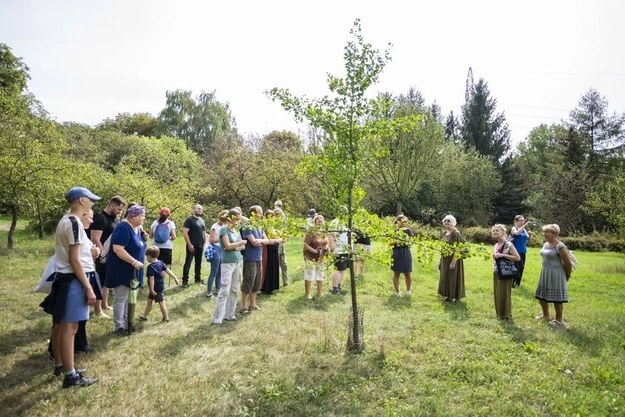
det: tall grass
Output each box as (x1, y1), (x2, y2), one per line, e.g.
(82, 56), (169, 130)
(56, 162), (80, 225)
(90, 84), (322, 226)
(1, 217), (624, 416)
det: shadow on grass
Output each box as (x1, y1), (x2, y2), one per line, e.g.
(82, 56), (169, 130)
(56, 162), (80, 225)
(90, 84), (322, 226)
(154, 320), (237, 358)
(498, 319), (533, 345)
(383, 295), (413, 310)
(0, 353), (56, 416)
(285, 293), (346, 314)
(0, 323), (48, 355)
(443, 299), (471, 320)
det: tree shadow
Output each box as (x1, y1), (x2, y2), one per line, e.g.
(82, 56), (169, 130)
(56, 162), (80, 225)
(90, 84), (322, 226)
(497, 319), (533, 345)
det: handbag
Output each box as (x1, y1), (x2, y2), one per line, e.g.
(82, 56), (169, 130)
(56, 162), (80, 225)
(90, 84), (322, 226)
(204, 244), (215, 262)
(495, 242), (519, 280)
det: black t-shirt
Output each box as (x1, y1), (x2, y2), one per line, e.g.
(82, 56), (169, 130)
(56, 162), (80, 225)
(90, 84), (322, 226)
(183, 216), (206, 247)
(89, 210), (117, 243)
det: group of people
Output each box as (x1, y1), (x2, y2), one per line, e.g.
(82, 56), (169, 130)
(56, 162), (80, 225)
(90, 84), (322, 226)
(429, 214), (572, 326)
(41, 185), (574, 389)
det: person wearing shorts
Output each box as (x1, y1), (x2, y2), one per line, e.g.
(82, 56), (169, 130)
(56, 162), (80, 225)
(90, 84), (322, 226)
(303, 215), (330, 299)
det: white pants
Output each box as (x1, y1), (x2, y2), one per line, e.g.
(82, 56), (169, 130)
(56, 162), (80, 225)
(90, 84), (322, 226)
(213, 261), (242, 324)
(113, 285), (130, 331)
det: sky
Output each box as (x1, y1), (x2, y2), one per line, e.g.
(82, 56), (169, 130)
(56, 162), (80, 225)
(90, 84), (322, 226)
(1, 0), (624, 147)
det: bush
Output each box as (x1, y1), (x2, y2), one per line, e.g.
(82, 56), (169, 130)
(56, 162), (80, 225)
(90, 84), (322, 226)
(462, 227), (492, 244)
(561, 234), (625, 252)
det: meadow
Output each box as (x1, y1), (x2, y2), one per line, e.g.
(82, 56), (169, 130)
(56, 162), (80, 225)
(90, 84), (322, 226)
(1, 218), (624, 417)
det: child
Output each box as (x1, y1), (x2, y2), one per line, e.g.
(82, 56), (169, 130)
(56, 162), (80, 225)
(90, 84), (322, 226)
(140, 246), (179, 322)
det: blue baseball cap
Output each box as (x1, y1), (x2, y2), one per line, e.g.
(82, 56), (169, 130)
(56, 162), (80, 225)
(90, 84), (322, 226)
(65, 187), (101, 202)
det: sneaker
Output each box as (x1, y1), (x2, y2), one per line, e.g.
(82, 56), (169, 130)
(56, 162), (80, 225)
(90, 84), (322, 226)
(405, 290), (412, 297)
(224, 315), (237, 321)
(62, 372), (98, 388)
(306, 295), (313, 300)
(181, 283), (189, 288)
(206, 292), (213, 298)
(394, 292), (402, 297)
(162, 317), (170, 322)
(139, 316), (149, 321)
(195, 279), (205, 285)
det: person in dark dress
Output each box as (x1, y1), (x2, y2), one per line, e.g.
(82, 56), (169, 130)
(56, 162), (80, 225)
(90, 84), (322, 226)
(261, 209), (283, 295)
(391, 215), (413, 297)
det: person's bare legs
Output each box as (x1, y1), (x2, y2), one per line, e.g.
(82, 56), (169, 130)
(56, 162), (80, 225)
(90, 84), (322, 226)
(554, 303), (563, 322)
(305, 281), (312, 298)
(59, 322), (79, 372)
(316, 281), (323, 297)
(538, 299), (551, 320)
(393, 272), (401, 293)
(142, 299), (153, 318)
(158, 301), (169, 320)
(405, 273), (412, 292)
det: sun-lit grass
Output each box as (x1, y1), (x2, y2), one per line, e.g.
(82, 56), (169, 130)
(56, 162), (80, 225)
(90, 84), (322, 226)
(1, 217), (624, 416)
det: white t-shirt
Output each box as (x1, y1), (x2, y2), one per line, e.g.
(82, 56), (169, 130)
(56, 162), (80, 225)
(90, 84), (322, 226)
(210, 222), (222, 245)
(331, 219), (349, 254)
(150, 219), (176, 249)
(54, 214), (95, 274)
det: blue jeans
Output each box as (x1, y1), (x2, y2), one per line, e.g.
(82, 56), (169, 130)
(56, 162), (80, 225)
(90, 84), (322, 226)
(207, 244), (222, 293)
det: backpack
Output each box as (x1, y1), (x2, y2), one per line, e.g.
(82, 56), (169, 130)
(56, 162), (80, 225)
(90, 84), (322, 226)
(153, 222), (170, 244)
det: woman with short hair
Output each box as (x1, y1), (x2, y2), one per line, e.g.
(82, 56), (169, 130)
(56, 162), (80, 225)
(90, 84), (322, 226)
(535, 224), (572, 326)
(106, 204), (148, 335)
(509, 214), (532, 287)
(303, 214), (329, 300)
(438, 215), (466, 302)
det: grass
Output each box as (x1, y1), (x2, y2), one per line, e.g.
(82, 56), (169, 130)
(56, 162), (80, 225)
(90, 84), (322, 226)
(1, 216), (624, 416)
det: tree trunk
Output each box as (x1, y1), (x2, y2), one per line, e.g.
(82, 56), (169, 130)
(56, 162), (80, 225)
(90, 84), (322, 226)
(396, 201), (403, 216)
(8, 204), (18, 250)
(37, 199), (44, 239)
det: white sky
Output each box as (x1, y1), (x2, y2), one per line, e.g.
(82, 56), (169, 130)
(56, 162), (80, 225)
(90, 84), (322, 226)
(2, 0), (624, 147)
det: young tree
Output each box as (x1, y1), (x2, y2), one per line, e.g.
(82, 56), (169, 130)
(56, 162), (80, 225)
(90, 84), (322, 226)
(268, 20), (408, 352)
(460, 78), (511, 164)
(97, 112), (159, 137)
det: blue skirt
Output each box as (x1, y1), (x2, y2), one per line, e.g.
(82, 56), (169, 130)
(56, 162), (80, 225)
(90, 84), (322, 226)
(62, 279), (89, 322)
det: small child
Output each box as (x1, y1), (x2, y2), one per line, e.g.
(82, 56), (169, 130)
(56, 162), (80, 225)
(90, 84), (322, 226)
(140, 246), (179, 322)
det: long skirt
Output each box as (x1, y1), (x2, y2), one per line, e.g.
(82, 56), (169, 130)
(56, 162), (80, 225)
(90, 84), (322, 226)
(261, 244), (280, 294)
(493, 273), (512, 319)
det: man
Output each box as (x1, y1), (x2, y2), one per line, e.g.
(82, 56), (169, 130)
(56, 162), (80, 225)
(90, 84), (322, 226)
(240, 205), (269, 313)
(44, 187), (100, 388)
(89, 196), (125, 315)
(182, 204), (208, 287)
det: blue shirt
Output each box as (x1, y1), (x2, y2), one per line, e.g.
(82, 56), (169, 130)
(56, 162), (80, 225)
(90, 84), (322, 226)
(106, 221), (146, 288)
(511, 229), (529, 253)
(241, 226), (264, 262)
(147, 260), (166, 293)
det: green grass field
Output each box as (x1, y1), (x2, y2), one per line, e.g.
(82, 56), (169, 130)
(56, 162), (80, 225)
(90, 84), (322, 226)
(1, 218), (624, 417)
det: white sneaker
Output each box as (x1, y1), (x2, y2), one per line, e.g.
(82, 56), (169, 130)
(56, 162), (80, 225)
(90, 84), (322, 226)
(306, 295), (313, 300)
(394, 292), (402, 297)
(405, 291), (412, 297)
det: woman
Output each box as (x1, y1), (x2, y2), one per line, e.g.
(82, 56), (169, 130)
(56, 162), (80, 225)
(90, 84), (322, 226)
(106, 205), (147, 335)
(303, 214), (330, 300)
(391, 215), (413, 297)
(437, 215), (466, 302)
(535, 224), (572, 326)
(206, 209), (228, 298)
(491, 224), (521, 320)
(149, 207), (176, 269)
(261, 209), (283, 295)
(212, 209), (246, 324)
(509, 215), (531, 287)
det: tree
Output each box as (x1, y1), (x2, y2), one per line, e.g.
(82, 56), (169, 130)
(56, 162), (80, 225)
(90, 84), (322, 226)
(444, 110), (460, 142)
(97, 112), (158, 137)
(157, 90), (236, 154)
(269, 20), (405, 352)
(366, 91), (443, 215)
(0, 43), (29, 96)
(567, 88), (625, 172)
(460, 78), (511, 164)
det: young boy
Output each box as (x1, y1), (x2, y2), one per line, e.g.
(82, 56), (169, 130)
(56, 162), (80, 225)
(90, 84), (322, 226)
(140, 246), (179, 322)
